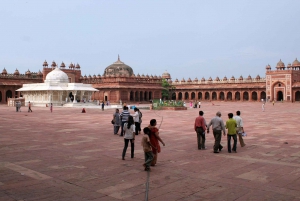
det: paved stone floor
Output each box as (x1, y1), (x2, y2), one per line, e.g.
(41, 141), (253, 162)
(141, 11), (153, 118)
(1, 102), (300, 201)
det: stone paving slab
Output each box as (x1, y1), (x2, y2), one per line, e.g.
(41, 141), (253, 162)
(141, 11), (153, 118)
(0, 102), (300, 200)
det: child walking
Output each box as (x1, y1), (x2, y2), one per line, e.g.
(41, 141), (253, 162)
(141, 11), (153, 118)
(141, 127), (155, 171)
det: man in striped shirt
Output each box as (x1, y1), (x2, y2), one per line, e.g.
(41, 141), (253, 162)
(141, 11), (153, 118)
(120, 106), (130, 136)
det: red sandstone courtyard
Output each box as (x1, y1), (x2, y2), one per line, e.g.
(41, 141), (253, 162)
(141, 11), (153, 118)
(1, 102), (300, 200)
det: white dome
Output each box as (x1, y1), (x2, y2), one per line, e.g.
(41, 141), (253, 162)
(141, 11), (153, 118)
(45, 67), (69, 83)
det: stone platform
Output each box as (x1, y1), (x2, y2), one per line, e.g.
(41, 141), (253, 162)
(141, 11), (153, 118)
(1, 101), (300, 200)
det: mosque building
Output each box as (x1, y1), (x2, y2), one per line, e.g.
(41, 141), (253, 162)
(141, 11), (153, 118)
(1, 56), (300, 105)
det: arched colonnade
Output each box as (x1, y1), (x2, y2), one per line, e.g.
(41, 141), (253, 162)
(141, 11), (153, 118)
(172, 90), (266, 101)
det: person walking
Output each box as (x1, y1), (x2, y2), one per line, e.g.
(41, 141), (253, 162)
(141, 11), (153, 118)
(141, 127), (155, 171)
(15, 101), (19, 112)
(28, 101), (33, 112)
(233, 110), (246, 147)
(226, 113), (237, 153)
(18, 101), (21, 112)
(120, 106), (130, 136)
(122, 116), (135, 160)
(148, 119), (165, 166)
(198, 101), (201, 108)
(113, 109), (121, 135)
(262, 102), (265, 112)
(101, 101), (104, 111)
(131, 108), (140, 135)
(207, 111), (226, 153)
(50, 103), (53, 113)
(194, 110), (207, 150)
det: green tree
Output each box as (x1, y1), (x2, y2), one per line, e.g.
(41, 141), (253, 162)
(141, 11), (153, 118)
(161, 79), (175, 100)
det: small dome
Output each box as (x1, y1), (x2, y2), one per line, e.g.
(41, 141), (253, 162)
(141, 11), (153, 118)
(150, 75), (153, 78)
(215, 76), (220, 81)
(230, 76), (235, 80)
(43, 60), (48, 67)
(75, 63), (81, 69)
(26, 69), (31, 75)
(104, 55), (134, 77)
(292, 58), (300, 67)
(187, 78), (192, 82)
(146, 74), (150, 78)
(175, 78), (179, 82)
(239, 75), (243, 80)
(45, 67), (69, 83)
(60, 62), (66, 68)
(194, 77), (198, 82)
(154, 75), (158, 79)
(141, 74), (145, 78)
(181, 78), (186, 82)
(88, 75), (92, 79)
(84, 75), (87, 79)
(276, 59), (285, 68)
(223, 76), (227, 81)
(51, 61), (57, 68)
(256, 75), (261, 79)
(266, 64), (271, 70)
(69, 62), (74, 69)
(247, 75), (252, 80)
(158, 76), (162, 79)
(287, 63), (292, 68)
(97, 74), (101, 79)
(201, 77), (205, 81)
(93, 74), (96, 78)
(208, 77), (212, 81)
(137, 74), (140, 77)
(14, 69), (19, 75)
(162, 70), (171, 79)
(2, 68), (7, 75)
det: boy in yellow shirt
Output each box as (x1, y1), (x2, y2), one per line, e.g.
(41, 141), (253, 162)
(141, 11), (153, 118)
(226, 113), (237, 153)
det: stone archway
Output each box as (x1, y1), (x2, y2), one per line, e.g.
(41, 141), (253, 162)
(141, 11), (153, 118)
(219, 92), (225, 100)
(6, 90), (12, 102)
(277, 91), (283, 101)
(227, 92), (232, 100)
(0, 91), (2, 102)
(140, 91), (143, 101)
(191, 92), (195, 100)
(130, 91), (134, 101)
(212, 92), (217, 100)
(198, 92), (202, 100)
(172, 92), (176, 100)
(295, 91), (300, 101)
(149, 92), (153, 100)
(243, 92), (249, 101)
(261, 91), (266, 100)
(185, 92), (189, 99)
(205, 92), (210, 100)
(252, 92), (257, 101)
(178, 92), (182, 100)
(235, 92), (240, 101)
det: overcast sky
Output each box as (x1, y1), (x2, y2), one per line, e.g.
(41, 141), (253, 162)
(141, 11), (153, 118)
(1, 0), (299, 80)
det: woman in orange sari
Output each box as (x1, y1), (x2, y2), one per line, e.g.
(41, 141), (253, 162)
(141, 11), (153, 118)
(148, 119), (165, 166)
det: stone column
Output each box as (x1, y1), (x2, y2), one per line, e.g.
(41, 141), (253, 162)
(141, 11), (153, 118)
(73, 91), (77, 103)
(249, 91), (252, 101)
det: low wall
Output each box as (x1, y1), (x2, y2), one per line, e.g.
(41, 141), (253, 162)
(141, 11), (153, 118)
(158, 106), (187, 111)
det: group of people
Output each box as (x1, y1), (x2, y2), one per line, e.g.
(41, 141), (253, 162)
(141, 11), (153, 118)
(112, 106), (165, 171)
(194, 110), (245, 153)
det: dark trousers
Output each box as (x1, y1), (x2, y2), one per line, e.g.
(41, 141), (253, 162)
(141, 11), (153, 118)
(144, 151), (154, 168)
(114, 126), (120, 134)
(227, 134), (237, 152)
(122, 139), (134, 159)
(28, 107), (32, 112)
(135, 122), (140, 135)
(120, 121), (126, 136)
(213, 130), (223, 152)
(196, 127), (205, 149)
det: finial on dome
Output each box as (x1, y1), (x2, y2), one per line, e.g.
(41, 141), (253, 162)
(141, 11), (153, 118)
(118, 54), (120, 61)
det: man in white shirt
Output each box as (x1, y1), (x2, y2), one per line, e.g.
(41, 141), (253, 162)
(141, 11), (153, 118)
(233, 111), (246, 147)
(131, 108), (140, 135)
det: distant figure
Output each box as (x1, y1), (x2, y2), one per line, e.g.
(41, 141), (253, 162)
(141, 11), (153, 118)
(15, 101), (19, 112)
(272, 100), (275, 106)
(18, 102), (21, 112)
(50, 103), (53, 113)
(120, 99), (122, 105)
(262, 102), (265, 112)
(198, 101), (201, 108)
(101, 101), (104, 111)
(28, 101), (33, 112)
(107, 100), (110, 106)
(113, 109), (121, 135)
(190, 101), (193, 108)
(82, 108), (86, 113)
